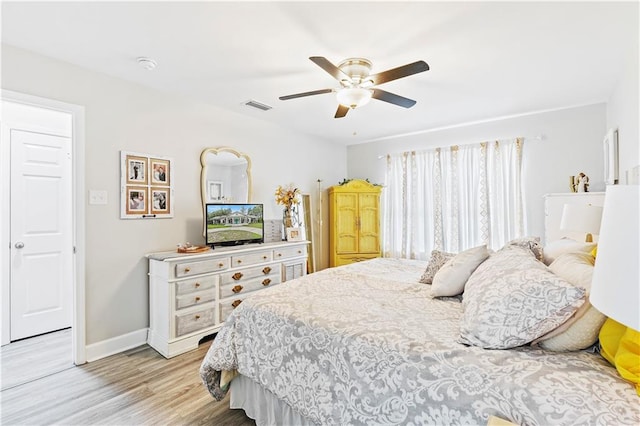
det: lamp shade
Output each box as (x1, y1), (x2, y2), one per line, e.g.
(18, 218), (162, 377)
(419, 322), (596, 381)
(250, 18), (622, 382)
(336, 88), (372, 109)
(589, 185), (640, 330)
(560, 203), (603, 235)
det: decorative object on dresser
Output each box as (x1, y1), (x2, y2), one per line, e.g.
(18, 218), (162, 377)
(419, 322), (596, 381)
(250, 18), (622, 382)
(147, 241), (308, 358)
(559, 202), (603, 242)
(543, 192), (605, 243)
(328, 179), (381, 267)
(274, 183), (301, 232)
(120, 151), (173, 218)
(569, 172), (590, 192)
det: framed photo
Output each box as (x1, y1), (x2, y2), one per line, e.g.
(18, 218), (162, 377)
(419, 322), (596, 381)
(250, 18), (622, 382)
(151, 187), (171, 215)
(151, 158), (170, 186)
(126, 155), (148, 185)
(207, 180), (223, 201)
(286, 227), (305, 242)
(121, 151), (173, 219)
(126, 186), (149, 215)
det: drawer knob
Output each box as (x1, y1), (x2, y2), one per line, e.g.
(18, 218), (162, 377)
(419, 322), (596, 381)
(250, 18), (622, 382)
(262, 267), (271, 274)
(232, 272), (243, 281)
(184, 267), (191, 273)
(195, 282), (200, 288)
(195, 315), (201, 320)
(297, 250), (302, 254)
(218, 262), (225, 268)
(237, 259), (242, 264)
(262, 279), (271, 286)
(263, 255), (267, 259)
(277, 253), (282, 257)
(232, 285), (243, 293)
(195, 296), (201, 302)
(232, 300), (242, 308)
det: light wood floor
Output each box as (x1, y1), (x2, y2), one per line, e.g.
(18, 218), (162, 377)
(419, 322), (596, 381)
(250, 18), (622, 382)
(1, 328), (74, 391)
(1, 337), (255, 425)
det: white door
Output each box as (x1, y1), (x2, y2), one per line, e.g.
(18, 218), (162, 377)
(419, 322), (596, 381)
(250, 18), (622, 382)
(7, 105), (73, 340)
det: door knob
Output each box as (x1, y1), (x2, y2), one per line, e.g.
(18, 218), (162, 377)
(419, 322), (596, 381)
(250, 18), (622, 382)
(15, 242), (24, 249)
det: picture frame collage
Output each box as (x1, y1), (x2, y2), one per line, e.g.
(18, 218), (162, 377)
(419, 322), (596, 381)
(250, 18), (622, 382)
(121, 151), (173, 219)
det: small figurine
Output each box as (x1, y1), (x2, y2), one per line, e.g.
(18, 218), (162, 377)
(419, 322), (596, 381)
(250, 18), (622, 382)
(576, 172), (589, 192)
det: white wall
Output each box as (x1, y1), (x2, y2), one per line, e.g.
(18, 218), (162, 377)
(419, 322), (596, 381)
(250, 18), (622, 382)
(347, 103), (607, 243)
(1, 45), (346, 346)
(607, 33), (640, 181)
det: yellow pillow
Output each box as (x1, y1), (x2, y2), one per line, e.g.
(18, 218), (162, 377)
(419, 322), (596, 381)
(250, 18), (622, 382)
(599, 318), (640, 395)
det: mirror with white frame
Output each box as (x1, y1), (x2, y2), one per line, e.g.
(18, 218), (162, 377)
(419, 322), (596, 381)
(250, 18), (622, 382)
(200, 146), (252, 210)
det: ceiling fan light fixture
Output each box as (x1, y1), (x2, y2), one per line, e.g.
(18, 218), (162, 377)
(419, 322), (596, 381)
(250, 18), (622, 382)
(336, 87), (373, 109)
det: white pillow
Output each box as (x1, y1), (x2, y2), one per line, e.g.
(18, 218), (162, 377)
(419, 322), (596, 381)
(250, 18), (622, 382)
(534, 252), (606, 351)
(430, 245), (490, 297)
(542, 238), (596, 266)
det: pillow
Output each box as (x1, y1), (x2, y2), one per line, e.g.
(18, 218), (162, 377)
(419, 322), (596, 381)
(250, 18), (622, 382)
(459, 245), (586, 349)
(506, 236), (544, 261)
(430, 245), (490, 297)
(419, 250), (454, 284)
(542, 237), (596, 266)
(600, 318), (640, 396)
(533, 252), (607, 351)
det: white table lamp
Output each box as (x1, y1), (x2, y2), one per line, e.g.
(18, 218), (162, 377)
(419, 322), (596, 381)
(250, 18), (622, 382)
(560, 203), (603, 242)
(589, 185), (640, 330)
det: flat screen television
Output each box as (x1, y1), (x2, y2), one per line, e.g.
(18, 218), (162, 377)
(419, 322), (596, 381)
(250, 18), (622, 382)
(205, 203), (264, 248)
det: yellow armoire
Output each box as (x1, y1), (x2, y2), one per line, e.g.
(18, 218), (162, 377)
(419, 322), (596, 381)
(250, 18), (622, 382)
(328, 179), (382, 267)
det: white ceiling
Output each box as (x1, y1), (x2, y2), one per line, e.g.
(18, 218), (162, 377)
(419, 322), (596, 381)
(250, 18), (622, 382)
(2, 1), (637, 145)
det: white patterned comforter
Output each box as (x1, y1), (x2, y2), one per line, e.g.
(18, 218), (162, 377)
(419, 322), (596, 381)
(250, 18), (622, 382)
(200, 258), (640, 425)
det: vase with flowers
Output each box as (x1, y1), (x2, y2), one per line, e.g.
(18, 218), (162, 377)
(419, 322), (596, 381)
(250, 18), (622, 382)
(275, 184), (301, 236)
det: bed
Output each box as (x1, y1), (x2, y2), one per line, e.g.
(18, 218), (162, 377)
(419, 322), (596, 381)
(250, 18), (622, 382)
(200, 241), (640, 425)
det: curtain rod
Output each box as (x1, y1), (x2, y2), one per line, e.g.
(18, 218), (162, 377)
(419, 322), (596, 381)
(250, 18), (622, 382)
(376, 135), (545, 159)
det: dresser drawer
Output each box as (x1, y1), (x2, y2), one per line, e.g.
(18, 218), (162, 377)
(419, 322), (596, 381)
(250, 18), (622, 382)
(230, 251), (272, 268)
(220, 263), (281, 285)
(175, 288), (216, 310)
(273, 245), (306, 260)
(175, 276), (216, 295)
(219, 294), (252, 323)
(174, 258), (230, 278)
(175, 306), (216, 337)
(220, 275), (281, 299)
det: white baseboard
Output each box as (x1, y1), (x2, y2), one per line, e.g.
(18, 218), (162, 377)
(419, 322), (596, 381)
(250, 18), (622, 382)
(85, 328), (148, 362)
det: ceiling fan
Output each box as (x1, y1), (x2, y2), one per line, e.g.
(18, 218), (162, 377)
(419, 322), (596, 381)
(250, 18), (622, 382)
(279, 56), (429, 118)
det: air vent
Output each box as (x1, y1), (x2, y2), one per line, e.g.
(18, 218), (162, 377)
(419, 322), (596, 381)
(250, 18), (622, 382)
(243, 100), (272, 111)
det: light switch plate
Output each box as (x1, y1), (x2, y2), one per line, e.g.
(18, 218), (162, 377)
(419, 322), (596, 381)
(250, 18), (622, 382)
(89, 190), (108, 205)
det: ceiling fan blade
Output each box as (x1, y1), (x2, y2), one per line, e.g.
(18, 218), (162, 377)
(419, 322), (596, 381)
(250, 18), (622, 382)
(368, 60), (429, 86)
(334, 104), (350, 118)
(279, 88), (334, 101)
(310, 56), (349, 81)
(371, 89), (417, 108)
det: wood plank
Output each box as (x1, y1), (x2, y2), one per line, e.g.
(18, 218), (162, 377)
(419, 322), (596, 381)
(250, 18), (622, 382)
(1, 337), (254, 425)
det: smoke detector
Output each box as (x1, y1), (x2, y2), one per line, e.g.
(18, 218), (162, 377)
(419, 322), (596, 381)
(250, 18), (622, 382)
(137, 57), (157, 71)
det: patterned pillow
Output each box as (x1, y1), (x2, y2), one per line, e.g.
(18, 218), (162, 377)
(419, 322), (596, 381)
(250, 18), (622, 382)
(506, 236), (544, 261)
(459, 245), (586, 349)
(419, 250), (454, 284)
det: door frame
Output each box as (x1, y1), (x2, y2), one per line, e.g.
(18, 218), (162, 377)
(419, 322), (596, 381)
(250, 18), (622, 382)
(1, 90), (86, 364)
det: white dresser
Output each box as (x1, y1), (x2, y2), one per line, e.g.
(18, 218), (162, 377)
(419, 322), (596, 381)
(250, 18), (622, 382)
(147, 241), (308, 358)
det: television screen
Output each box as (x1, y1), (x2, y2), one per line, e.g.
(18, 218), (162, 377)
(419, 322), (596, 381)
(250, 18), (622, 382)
(205, 203), (264, 247)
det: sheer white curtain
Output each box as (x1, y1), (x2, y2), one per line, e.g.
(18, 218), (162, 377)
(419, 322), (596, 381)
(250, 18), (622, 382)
(382, 138), (524, 258)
